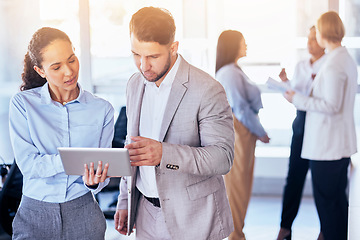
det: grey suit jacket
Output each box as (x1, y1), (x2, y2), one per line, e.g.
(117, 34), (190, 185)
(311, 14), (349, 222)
(117, 55), (235, 240)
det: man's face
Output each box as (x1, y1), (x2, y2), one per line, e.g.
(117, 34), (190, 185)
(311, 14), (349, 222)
(307, 28), (325, 56)
(130, 34), (178, 86)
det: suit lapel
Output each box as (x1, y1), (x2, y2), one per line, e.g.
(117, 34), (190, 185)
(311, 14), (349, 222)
(127, 75), (144, 230)
(127, 76), (145, 139)
(158, 57), (189, 141)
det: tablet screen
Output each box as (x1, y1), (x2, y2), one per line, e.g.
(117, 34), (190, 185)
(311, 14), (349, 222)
(58, 147), (132, 177)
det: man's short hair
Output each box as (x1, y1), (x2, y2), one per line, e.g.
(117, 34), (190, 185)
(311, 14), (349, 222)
(130, 7), (176, 45)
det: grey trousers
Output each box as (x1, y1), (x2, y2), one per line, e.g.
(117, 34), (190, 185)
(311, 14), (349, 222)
(135, 196), (171, 240)
(12, 192), (106, 240)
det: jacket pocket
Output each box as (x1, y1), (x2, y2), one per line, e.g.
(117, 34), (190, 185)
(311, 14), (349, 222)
(186, 176), (220, 200)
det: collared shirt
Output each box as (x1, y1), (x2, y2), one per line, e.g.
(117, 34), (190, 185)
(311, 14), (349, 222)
(9, 83), (114, 203)
(216, 63), (266, 137)
(288, 54), (326, 96)
(136, 55), (181, 198)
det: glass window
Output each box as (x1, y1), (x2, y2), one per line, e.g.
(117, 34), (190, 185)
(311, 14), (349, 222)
(0, 0), (80, 163)
(1, 0), (359, 163)
(343, 0), (360, 37)
(341, 0), (360, 84)
(296, 0), (328, 37)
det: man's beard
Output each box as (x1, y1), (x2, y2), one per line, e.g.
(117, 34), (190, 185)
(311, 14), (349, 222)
(141, 53), (171, 83)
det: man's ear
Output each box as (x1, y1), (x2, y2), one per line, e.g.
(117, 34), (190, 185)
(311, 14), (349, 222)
(170, 41), (179, 56)
(33, 66), (46, 78)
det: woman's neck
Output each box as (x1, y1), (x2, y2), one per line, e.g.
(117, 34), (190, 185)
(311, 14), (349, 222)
(49, 85), (79, 105)
(326, 41), (342, 51)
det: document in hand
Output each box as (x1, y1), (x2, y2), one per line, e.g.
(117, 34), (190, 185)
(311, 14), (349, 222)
(266, 77), (291, 93)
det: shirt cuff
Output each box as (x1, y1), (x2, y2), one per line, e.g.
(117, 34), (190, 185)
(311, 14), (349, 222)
(292, 93), (303, 108)
(86, 178), (110, 195)
(55, 154), (65, 173)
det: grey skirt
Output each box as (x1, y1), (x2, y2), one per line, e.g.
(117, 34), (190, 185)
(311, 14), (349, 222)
(12, 191), (106, 240)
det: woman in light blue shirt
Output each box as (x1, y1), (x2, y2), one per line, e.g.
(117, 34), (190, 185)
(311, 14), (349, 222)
(216, 30), (270, 240)
(9, 27), (114, 239)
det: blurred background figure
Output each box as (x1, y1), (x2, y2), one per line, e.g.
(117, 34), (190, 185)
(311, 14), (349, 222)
(276, 25), (326, 240)
(284, 11), (358, 240)
(216, 30), (270, 240)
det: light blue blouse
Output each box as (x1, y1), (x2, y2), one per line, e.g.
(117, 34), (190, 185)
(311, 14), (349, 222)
(216, 63), (266, 137)
(9, 83), (114, 203)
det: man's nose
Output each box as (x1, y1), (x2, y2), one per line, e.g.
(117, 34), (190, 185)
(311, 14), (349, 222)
(140, 58), (150, 72)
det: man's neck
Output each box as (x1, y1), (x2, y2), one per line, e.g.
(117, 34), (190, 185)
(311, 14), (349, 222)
(310, 52), (325, 65)
(155, 54), (178, 87)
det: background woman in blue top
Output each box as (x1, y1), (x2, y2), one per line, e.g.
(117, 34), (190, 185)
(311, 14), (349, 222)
(9, 27), (114, 240)
(216, 30), (270, 240)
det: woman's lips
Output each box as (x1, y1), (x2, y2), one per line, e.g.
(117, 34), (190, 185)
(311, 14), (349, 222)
(65, 76), (77, 85)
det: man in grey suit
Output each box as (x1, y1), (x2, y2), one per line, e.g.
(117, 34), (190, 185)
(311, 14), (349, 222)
(114, 7), (235, 240)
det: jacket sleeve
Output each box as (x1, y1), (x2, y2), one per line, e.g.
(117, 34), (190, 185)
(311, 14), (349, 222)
(117, 176), (129, 209)
(160, 80), (235, 176)
(293, 63), (346, 114)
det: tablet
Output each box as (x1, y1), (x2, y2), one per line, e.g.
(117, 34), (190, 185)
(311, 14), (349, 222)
(58, 147), (131, 177)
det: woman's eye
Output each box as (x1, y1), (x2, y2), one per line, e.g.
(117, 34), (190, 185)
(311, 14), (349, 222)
(53, 66), (60, 70)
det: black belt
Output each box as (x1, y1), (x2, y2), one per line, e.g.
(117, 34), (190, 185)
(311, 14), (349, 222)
(144, 195), (161, 208)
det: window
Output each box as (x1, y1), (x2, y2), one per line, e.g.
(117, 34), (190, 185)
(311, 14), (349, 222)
(0, 0), (359, 164)
(0, 0), (80, 163)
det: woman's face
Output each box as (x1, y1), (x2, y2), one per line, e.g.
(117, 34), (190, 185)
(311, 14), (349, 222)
(34, 39), (79, 94)
(238, 37), (247, 59)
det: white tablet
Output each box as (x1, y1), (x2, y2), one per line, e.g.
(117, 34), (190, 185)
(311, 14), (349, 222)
(58, 147), (131, 177)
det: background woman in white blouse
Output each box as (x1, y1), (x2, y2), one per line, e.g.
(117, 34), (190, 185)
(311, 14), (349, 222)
(284, 11), (358, 240)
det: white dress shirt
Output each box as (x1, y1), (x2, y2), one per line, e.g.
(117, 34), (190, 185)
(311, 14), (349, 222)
(136, 55), (181, 197)
(287, 55), (326, 96)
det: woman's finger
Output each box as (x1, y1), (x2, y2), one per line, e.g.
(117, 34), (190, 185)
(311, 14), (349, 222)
(100, 163), (109, 181)
(89, 162), (96, 181)
(82, 163), (89, 184)
(91, 161), (102, 184)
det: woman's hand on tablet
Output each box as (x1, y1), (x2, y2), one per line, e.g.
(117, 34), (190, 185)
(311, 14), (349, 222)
(83, 161), (109, 188)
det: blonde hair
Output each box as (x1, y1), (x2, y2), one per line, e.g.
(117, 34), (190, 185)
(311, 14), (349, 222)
(317, 11), (345, 43)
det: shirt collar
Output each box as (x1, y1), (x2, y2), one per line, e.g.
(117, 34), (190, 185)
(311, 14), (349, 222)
(40, 82), (86, 105)
(143, 54), (181, 88)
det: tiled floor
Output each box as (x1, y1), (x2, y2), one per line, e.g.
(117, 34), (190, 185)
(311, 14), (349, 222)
(103, 194), (320, 240)
(0, 193), (319, 240)
(242, 196), (319, 240)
